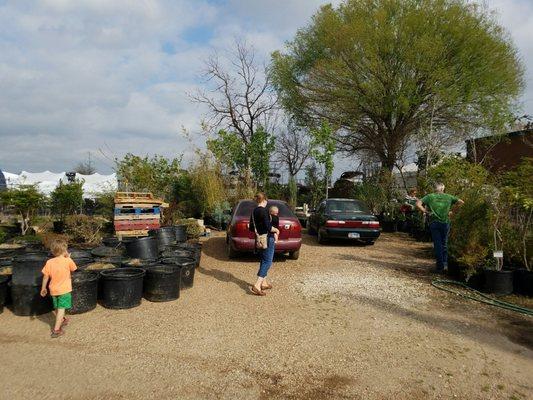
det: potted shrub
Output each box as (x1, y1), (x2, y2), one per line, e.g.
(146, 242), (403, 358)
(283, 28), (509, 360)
(481, 187), (513, 295)
(50, 179), (84, 233)
(380, 202), (399, 232)
(500, 159), (533, 296)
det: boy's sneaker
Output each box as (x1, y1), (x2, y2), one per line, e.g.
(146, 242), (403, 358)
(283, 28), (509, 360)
(50, 329), (65, 338)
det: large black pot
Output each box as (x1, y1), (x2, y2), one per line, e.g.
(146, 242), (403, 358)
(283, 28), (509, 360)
(53, 220), (64, 233)
(121, 258), (159, 269)
(381, 221), (398, 233)
(91, 245), (125, 258)
(0, 275), (9, 312)
(12, 253), (49, 286)
(99, 268), (145, 309)
(149, 227), (176, 249)
(161, 256), (196, 288)
(70, 271), (99, 314)
(483, 269), (513, 295)
(174, 225), (187, 243)
(102, 237), (121, 247)
(513, 269), (533, 297)
(175, 242), (202, 267)
(10, 284), (53, 316)
(143, 265), (181, 302)
(124, 237), (159, 260)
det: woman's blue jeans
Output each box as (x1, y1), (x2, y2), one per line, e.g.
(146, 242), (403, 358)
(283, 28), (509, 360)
(429, 221), (450, 271)
(257, 236), (275, 278)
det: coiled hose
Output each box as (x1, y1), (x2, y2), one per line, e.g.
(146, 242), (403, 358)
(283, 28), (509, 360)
(431, 279), (533, 316)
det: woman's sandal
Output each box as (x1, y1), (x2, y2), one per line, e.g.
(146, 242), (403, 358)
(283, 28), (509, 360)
(250, 286), (266, 296)
(50, 329), (65, 338)
(261, 283), (273, 290)
(61, 317), (69, 327)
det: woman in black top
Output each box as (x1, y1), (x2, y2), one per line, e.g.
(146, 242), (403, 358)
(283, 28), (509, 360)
(249, 192), (279, 296)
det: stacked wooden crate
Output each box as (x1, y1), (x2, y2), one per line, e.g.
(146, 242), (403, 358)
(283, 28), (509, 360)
(113, 192), (168, 238)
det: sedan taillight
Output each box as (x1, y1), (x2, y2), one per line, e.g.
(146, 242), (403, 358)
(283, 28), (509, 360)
(325, 220), (346, 227)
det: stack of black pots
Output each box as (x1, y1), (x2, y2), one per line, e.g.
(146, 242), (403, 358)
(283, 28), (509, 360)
(10, 253), (53, 316)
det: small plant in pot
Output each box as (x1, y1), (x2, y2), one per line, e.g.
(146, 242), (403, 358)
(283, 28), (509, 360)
(380, 202), (399, 233)
(482, 189), (513, 296)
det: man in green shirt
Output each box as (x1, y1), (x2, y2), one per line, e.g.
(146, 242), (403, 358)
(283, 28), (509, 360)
(416, 183), (464, 273)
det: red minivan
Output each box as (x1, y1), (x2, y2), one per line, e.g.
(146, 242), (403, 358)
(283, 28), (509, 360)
(226, 200), (302, 259)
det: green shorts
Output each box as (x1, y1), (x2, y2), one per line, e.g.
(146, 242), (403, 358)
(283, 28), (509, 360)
(52, 292), (72, 310)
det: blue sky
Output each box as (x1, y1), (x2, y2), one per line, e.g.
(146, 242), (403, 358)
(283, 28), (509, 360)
(0, 0), (532, 178)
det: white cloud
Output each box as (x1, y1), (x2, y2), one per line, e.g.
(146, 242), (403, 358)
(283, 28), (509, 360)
(0, 0), (531, 176)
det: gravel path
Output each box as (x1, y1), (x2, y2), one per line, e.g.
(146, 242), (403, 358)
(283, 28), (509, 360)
(1, 232), (532, 400)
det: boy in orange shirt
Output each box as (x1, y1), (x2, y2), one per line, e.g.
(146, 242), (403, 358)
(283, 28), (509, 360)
(40, 239), (77, 338)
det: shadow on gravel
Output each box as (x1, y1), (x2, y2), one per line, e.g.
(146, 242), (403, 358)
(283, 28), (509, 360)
(197, 266), (251, 292)
(202, 236), (288, 263)
(341, 292), (533, 353)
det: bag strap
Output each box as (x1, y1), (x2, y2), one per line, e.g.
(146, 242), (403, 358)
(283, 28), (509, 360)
(251, 208), (259, 235)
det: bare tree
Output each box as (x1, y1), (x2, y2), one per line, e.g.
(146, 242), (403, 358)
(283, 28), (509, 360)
(191, 40), (277, 186)
(276, 122), (312, 178)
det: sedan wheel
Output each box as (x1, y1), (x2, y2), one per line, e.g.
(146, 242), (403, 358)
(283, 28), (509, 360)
(317, 229), (327, 244)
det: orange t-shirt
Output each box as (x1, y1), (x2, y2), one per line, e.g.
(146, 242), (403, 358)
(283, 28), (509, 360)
(41, 256), (77, 296)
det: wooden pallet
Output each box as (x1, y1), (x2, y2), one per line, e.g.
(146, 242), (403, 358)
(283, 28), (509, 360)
(114, 214), (160, 221)
(116, 230), (150, 238)
(114, 203), (165, 209)
(114, 206), (160, 214)
(114, 220), (160, 231)
(114, 192), (167, 206)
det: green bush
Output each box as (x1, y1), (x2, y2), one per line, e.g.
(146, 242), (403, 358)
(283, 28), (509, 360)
(50, 180), (84, 220)
(64, 215), (104, 245)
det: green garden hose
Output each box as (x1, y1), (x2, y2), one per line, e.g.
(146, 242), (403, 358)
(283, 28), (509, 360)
(431, 279), (533, 316)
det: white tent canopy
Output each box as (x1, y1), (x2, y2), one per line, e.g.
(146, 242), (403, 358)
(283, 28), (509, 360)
(3, 171), (117, 198)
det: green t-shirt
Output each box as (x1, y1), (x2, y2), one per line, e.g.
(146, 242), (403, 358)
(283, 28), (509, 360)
(421, 193), (458, 223)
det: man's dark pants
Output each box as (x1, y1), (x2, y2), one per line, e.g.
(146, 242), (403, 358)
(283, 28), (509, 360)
(429, 221), (450, 271)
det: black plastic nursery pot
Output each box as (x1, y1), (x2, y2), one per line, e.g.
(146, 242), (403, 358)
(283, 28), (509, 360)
(12, 253), (49, 286)
(143, 265), (181, 302)
(91, 245), (125, 258)
(102, 236), (121, 247)
(149, 227), (176, 249)
(53, 220), (65, 233)
(513, 269), (533, 297)
(483, 269), (513, 296)
(124, 237), (159, 260)
(380, 221), (397, 233)
(161, 257), (196, 288)
(70, 271), (99, 314)
(0, 275), (9, 312)
(10, 283), (53, 316)
(174, 225), (187, 243)
(99, 268), (145, 309)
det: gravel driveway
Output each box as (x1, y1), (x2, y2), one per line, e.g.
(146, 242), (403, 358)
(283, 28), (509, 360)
(1, 233), (532, 400)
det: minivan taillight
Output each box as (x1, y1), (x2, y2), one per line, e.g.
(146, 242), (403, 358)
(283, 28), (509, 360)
(234, 221), (250, 236)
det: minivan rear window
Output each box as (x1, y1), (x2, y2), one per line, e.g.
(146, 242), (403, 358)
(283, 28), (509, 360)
(235, 200), (295, 218)
(326, 200), (370, 213)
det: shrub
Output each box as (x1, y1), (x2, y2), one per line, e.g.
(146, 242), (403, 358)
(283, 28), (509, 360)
(0, 184), (44, 235)
(177, 219), (204, 238)
(50, 180), (84, 220)
(64, 215), (104, 245)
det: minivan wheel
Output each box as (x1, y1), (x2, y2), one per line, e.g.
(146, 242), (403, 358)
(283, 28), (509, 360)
(226, 242), (238, 259)
(289, 250), (300, 260)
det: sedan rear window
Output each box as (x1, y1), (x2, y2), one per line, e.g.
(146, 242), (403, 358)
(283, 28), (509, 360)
(235, 200), (295, 218)
(326, 200), (370, 213)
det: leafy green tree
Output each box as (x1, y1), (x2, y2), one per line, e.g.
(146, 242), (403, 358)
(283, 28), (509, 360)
(0, 185), (44, 235)
(271, 0), (524, 171)
(115, 154), (182, 201)
(207, 127), (275, 188)
(50, 180), (84, 221)
(310, 121), (335, 198)
(302, 163), (326, 209)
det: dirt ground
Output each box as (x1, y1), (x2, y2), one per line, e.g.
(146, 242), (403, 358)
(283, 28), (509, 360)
(1, 232), (532, 400)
